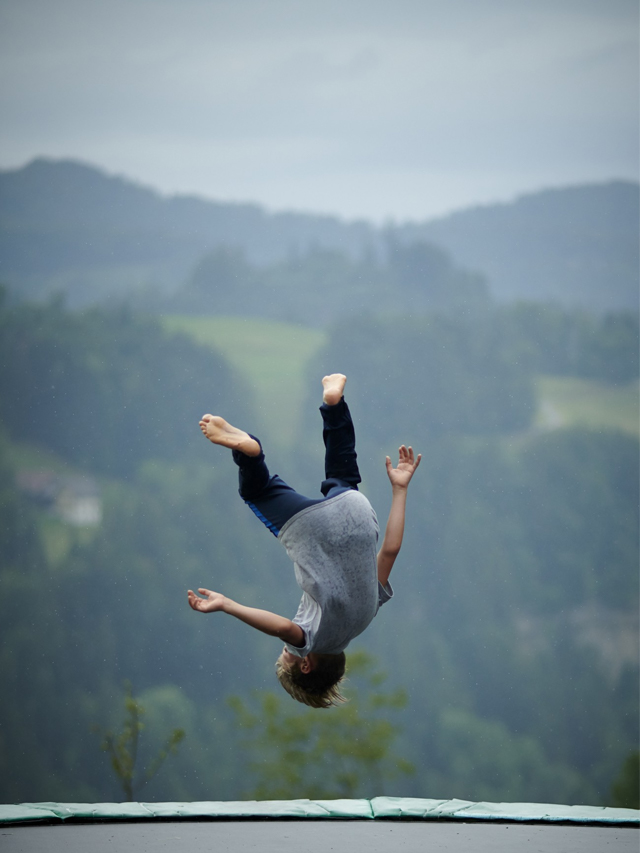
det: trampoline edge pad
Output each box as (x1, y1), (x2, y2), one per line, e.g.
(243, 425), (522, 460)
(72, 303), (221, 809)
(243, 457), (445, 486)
(1, 798), (638, 825)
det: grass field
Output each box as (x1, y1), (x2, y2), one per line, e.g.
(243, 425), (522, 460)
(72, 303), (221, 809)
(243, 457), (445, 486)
(535, 375), (639, 437)
(165, 315), (639, 442)
(162, 315), (326, 450)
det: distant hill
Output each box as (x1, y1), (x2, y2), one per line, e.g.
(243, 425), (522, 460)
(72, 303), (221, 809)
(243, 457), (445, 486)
(0, 158), (377, 305)
(403, 182), (639, 312)
(0, 158), (637, 312)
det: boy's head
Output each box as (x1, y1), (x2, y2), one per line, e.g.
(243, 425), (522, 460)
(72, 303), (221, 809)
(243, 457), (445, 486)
(275, 649), (346, 708)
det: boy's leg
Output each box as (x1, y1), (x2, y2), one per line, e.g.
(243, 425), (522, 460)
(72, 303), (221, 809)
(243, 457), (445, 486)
(232, 440), (319, 536)
(319, 374), (361, 497)
(199, 413), (319, 537)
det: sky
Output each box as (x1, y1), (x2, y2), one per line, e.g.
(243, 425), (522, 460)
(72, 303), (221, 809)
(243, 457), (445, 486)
(0, 0), (638, 223)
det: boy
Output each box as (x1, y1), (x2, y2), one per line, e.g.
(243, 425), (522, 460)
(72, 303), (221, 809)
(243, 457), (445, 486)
(188, 374), (420, 708)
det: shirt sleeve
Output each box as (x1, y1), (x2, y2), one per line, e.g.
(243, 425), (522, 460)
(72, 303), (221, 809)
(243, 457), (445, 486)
(377, 579), (394, 606)
(285, 594), (320, 658)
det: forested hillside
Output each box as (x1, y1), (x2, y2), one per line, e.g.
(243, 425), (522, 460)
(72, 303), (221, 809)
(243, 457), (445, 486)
(1, 159), (637, 315)
(0, 159), (376, 305)
(0, 287), (637, 806)
(406, 181), (639, 312)
(163, 240), (489, 326)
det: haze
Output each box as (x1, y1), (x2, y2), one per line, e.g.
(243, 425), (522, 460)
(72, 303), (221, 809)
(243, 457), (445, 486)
(0, 0), (638, 221)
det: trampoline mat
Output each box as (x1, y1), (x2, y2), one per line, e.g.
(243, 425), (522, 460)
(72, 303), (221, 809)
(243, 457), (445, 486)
(2, 820), (639, 853)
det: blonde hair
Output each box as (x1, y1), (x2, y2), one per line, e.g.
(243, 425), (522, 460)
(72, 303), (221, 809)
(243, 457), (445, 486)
(275, 652), (347, 709)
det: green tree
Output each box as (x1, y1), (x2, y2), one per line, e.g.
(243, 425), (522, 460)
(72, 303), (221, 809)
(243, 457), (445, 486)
(423, 708), (595, 804)
(0, 296), (248, 477)
(228, 651), (413, 799)
(610, 751), (640, 809)
(495, 302), (639, 383)
(94, 682), (185, 801)
(305, 312), (535, 446)
(386, 236), (490, 316)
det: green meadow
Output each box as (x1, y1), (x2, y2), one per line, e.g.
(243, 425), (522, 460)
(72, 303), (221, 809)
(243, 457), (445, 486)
(164, 314), (638, 440)
(535, 375), (639, 437)
(162, 315), (326, 450)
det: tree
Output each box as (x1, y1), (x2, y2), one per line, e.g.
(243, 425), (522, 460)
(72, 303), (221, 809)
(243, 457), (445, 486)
(610, 751), (640, 809)
(94, 682), (185, 801)
(228, 651), (413, 799)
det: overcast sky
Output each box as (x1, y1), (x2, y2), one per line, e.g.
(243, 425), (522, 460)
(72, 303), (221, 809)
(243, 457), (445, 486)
(1, 0), (637, 222)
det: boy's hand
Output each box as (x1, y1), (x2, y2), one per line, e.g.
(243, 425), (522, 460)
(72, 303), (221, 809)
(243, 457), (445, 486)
(188, 588), (227, 613)
(385, 445), (421, 489)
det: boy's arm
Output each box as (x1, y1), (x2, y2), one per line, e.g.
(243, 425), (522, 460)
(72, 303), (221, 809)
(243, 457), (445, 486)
(377, 445), (421, 587)
(188, 588), (305, 646)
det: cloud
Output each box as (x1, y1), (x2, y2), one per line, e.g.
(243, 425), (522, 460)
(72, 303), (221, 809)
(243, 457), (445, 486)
(0, 0), (637, 221)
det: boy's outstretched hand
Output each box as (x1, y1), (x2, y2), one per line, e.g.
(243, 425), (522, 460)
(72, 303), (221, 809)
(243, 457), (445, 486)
(188, 588), (226, 613)
(385, 445), (421, 489)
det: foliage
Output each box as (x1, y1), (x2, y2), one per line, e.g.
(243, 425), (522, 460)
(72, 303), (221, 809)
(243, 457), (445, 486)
(0, 294), (249, 477)
(421, 708), (593, 804)
(497, 303), (639, 384)
(168, 240), (490, 326)
(406, 180), (639, 312)
(305, 312), (536, 444)
(610, 751), (640, 810)
(0, 158), (379, 304)
(0, 295), (636, 806)
(2, 161), (637, 317)
(386, 236), (489, 315)
(94, 682), (185, 801)
(228, 652), (414, 799)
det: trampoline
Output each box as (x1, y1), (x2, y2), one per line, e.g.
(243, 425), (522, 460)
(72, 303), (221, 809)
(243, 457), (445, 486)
(1, 798), (638, 852)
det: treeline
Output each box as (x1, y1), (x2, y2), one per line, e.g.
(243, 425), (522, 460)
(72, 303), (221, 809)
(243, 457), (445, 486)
(0, 291), (251, 477)
(298, 306), (636, 446)
(0, 292), (637, 807)
(156, 239), (490, 326)
(300, 312), (638, 802)
(2, 289), (635, 468)
(2, 160), (637, 316)
(405, 181), (640, 311)
(158, 243), (638, 384)
(0, 297), (282, 801)
(0, 427), (272, 801)
(496, 302), (639, 383)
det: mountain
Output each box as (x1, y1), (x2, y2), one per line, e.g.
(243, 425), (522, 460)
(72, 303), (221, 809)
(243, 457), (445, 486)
(403, 182), (639, 312)
(0, 158), (377, 305)
(0, 158), (637, 312)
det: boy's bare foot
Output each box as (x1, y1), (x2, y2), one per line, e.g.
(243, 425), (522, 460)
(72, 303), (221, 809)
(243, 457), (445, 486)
(322, 373), (347, 406)
(199, 415), (261, 456)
